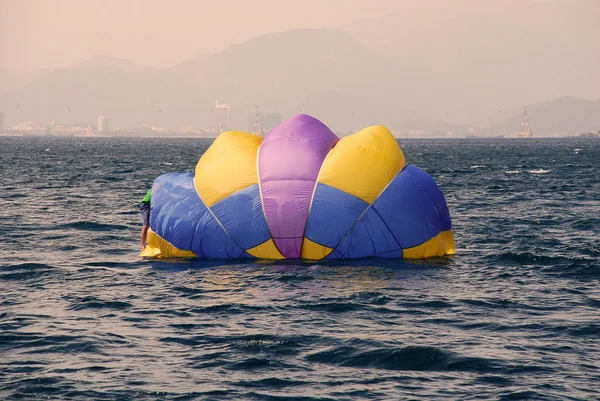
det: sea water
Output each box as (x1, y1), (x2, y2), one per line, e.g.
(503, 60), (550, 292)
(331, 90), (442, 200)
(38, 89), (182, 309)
(1, 136), (599, 400)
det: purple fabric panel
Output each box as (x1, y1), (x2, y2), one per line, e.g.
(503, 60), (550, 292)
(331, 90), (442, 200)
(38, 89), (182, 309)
(275, 238), (303, 259)
(261, 180), (314, 257)
(258, 114), (339, 258)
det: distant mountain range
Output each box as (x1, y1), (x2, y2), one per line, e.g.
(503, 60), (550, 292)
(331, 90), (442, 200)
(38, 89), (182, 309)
(340, 0), (600, 122)
(64, 55), (155, 74)
(0, 29), (405, 131)
(0, 68), (48, 97)
(1, 2), (599, 136)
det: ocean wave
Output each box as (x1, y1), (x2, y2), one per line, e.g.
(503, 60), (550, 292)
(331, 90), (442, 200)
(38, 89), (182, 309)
(58, 221), (130, 231)
(305, 345), (507, 373)
(67, 296), (133, 311)
(0, 263), (57, 281)
(2, 136), (599, 400)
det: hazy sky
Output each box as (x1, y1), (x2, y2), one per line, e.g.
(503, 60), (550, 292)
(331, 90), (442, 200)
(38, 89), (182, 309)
(0, 0), (404, 70)
(0, 0), (593, 132)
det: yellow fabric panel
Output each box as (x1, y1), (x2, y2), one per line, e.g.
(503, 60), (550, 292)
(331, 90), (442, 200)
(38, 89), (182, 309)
(301, 237), (333, 260)
(194, 131), (263, 207)
(139, 228), (197, 259)
(246, 238), (286, 260)
(402, 230), (456, 259)
(318, 125), (406, 203)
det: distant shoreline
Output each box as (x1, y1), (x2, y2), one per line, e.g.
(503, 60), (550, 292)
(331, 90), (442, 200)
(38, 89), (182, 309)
(0, 133), (220, 139)
(1, 132), (596, 139)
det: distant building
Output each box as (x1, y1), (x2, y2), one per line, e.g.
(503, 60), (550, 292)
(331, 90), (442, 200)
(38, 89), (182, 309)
(517, 107), (533, 138)
(214, 100), (230, 132)
(98, 116), (109, 132)
(247, 111), (282, 133)
(0, 112), (3, 133)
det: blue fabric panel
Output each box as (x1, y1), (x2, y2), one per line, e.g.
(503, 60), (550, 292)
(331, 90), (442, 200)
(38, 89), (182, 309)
(325, 249), (343, 260)
(375, 249), (404, 259)
(403, 165), (452, 231)
(334, 216), (373, 259)
(210, 184), (270, 250)
(190, 210), (245, 259)
(363, 208), (401, 255)
(304, 183), (368, 248)
(335, 207), (400, 259)
(150, 172), (207, 251)
(372, 167), (441, 249)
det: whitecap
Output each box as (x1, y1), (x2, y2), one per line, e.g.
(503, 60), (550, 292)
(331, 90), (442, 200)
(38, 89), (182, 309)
(528, 169), (551, 174)
(504, 170), (521, 174)
(470, 165), (486, 169)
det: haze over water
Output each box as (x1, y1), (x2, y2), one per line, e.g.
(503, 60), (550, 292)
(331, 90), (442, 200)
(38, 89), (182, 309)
(1, 137), (599, 400)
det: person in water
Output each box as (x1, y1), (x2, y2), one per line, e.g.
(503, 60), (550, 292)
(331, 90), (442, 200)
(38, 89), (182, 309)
(140, 188), (152, 250)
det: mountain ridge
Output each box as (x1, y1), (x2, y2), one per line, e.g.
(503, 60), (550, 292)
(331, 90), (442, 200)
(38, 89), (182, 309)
(1, 27), (598, 135)
(64, 55), (155, 73)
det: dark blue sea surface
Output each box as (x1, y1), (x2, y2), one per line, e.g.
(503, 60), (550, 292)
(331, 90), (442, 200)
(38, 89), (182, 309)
(1, 136), (599, 400)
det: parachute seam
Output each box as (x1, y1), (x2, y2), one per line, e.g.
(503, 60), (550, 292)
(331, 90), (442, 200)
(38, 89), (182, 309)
(197, 140), (261, 205)
(192, 173), (245, 256)
(321, 147), (403, 203)
(256, 142), (281, 257)
(153, 173), (201, 256)
(367, 235), (377, 257)
(301, 136), (400, 258)
(300, 142), (337, 256)
(330, 164), (408, 254)
(370, 205), (403, 254)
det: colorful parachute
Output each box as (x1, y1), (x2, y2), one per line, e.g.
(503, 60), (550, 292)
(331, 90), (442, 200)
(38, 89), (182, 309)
(140, 114), (455, 260)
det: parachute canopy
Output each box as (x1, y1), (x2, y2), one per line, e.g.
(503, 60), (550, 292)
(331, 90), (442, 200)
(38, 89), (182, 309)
(140, 114), (455, 260)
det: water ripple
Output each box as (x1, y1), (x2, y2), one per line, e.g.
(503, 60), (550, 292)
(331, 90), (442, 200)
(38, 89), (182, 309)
(0, 137), (599, 400)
